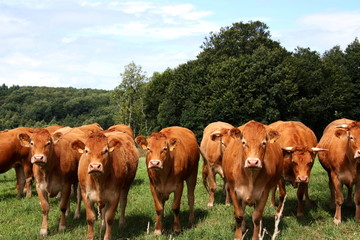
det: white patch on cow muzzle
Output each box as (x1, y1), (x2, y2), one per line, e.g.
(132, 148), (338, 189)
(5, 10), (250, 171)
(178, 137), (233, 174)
(245, 158), (262, 168)
(31, 154), (47, 165)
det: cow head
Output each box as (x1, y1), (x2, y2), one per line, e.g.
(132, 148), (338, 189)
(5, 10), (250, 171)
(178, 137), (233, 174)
(210, 128), (234, 155)
(17, 128), (56, 167)
(72, 132), (120, 176)
(282, 146), (327, 183)
(335, 121), (360, 161)
(135, 132), (177, 170)
(233, 121), (279, 169)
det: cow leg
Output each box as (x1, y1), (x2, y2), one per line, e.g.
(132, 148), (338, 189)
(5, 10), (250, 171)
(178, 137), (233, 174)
(223, 177), (231, 206)
(186, 167), (197, 225)
(36, 183), (50, 236)
(74, 183), (82, 220)
(23, 162), (33, 198)
(173, 182), (184, 234)
(104, 199), (119, 240)
(228, 186), (245, 240)
(354, 180), (360, 221)
(345, 185), (353, 207)
(150, 184), (164, 236)
(304, 184), (312, 206)
(207, 166), (217, 208)
(330, 171), (343, 225)
(296, 183), (307, 217)
(270, 185), (277, 207)
(81, 190), (96, 240)
(327, 171), (336, 209)
(14, 164), (25, 198)
(119, 186), (130, 226)
(276, 178), (286, 217)
(252, 189), (270, 240)
(59, 183), (72, 232)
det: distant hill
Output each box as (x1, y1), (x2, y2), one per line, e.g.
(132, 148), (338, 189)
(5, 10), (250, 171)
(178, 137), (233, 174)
(0, 84), (116, 130)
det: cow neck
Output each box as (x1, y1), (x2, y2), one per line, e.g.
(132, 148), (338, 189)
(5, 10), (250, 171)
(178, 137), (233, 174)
(345, 139), (357, 167)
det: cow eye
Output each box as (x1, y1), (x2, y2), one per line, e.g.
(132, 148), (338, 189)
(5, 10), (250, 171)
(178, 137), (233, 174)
(30, 141), (34, 146)
(291, 161), (298, 166)
(242, 140), (247, 147)
(349, 135), (354, 141)
(307, 162), (313, 166)
(163, 147), (168, 151)
(85, 149), (89, 153)
(104, 148), (108, 154)
(262, 140), (266, 148)
(146, 147), (150, 151)
(45, 141), (51, 146)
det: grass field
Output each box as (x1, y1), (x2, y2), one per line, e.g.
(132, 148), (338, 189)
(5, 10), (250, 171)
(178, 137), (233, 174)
(0, 157), (359, 240)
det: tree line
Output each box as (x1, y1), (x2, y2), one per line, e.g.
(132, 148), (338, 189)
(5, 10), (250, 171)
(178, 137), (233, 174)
(117, 21), (360, 139)
(1, 21), (359, 139)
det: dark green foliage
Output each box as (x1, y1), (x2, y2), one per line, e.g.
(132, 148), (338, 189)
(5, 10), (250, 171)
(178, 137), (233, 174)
(0, 85), (115, 130)
(142, 21), (359, 140)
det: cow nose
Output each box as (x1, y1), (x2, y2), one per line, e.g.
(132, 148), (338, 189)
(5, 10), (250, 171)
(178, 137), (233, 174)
(88, 162), (103, 173)
(31, 154), (46, 164)
(245, 158), (262, 168)
(148, 160), (162, 169)
(297, 176), (309, 183)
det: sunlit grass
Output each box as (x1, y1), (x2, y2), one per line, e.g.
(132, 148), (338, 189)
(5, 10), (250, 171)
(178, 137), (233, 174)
(0, 157), (359, 239)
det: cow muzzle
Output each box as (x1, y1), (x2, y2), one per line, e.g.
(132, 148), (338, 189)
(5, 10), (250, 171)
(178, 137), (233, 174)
(148, 160), (163, 169)
(296, 176), (309, 183)
(31, 154), (47, 165)
(245, 158), (262, 168)
(88, 162), (104, 175)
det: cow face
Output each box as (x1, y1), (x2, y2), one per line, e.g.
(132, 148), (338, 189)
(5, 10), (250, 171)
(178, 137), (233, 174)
(72, 133), (119, 176)
(335, 122), (360, 161)
(237, 121), (279, 169)
(282, 146), (326, 183)
(135, 132), (176, 170)
(210, 128), (233, 156)
(18, 129), (54, 167)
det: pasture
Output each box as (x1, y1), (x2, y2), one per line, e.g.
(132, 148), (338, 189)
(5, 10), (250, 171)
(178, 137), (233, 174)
(0, 157), (359, 240)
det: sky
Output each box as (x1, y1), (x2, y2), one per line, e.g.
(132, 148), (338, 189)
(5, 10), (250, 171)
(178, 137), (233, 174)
(0, 0), (359, 90)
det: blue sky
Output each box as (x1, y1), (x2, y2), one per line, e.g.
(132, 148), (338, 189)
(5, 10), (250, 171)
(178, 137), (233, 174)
(0, 0), (359, 90)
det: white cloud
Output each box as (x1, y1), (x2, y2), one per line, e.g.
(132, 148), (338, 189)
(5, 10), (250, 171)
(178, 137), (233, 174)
(0, 53), (41, 67)
(277, 10), (360, 52)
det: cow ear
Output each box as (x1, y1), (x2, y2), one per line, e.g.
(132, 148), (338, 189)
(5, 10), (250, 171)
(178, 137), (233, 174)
(135, 136), (148, 150)
(210, 131), (222, 142)
(108, 139), (121, 152)
(267, 129), (280, 143)
(71, 140), (85, 154)
(52, 132), (63, 144)
(18, 133), (31, 147)
(230, 128), (242, 140)
(169, 138), (177, 151)
(335, 129), (347, 138)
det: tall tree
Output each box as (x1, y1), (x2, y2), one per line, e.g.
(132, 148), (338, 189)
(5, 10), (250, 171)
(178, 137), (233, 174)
(111, 62), (148, 135)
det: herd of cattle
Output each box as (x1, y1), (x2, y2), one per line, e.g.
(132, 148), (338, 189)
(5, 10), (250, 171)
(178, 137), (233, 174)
(0, 118), (359, 240)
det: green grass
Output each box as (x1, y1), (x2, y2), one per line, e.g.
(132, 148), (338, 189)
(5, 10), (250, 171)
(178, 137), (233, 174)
(0, 157), (359, 240)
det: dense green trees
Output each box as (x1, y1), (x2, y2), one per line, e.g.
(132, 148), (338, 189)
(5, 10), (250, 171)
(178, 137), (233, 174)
(0, 86), (115, 130)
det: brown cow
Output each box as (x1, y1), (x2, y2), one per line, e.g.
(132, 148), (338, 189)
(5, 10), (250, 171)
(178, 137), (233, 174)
(72, 131), (138, 240)
(222, 121), (283, 240)
(104, 124), (134, 139)
(317, 118), (360, 225)
(269, 121), (326, 217)
(0, 127), (33, 197)
(17, 126), (91, 236)
(200, 121), (234, 208)
(135, 126), (199, 235)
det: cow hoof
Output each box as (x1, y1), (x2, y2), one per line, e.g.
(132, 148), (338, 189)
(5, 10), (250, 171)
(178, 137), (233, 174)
(59, 225), (66, 232)
(333, 218), (341, 225)
(74, 212), (81, 220)
(154, 229), (162, 236)
(207, 203), (213, 208)
(40, 228), (48, 237)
